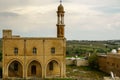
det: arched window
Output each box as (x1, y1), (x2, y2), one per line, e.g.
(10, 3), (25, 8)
(33, 47), (37, 54)
(31, 65), (36, 75)
(14, 47), (18, 55)
(51, 47), (55, 54)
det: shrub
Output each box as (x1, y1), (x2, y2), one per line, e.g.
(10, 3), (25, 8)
(88, 53), (99, 69)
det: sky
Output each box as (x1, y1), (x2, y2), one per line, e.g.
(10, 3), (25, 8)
(0, 0), (120, 40)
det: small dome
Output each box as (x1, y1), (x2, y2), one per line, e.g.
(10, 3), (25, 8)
(58, 4), (64, 11)
(111, 49), (117, 54)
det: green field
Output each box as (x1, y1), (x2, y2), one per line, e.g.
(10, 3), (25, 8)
(66, 40), (120, 56)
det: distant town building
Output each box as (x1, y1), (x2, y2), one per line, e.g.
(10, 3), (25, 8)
(98, 48), (120, 77)
(2, 2), (66, 79)
(66, 57), (88, 66)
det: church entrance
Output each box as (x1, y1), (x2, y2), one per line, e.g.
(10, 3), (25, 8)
(46, 60), (60, 77)
(8, 60), (23, 78)
(31, 65), (36, 75)
(27, 60), (42, 78)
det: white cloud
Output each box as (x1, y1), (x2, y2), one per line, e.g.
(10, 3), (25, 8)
(0, 0), (120, 40)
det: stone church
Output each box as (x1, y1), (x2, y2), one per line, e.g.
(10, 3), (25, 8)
(2, 3), (66, 79)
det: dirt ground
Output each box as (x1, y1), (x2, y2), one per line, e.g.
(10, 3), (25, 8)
(66, 65), (110, 80)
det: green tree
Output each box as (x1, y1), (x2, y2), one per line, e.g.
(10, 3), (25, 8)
(88, 53), (99, 69)
(66, 51), (70, 55)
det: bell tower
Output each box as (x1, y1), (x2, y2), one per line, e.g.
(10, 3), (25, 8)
(57, 0), (65, 38)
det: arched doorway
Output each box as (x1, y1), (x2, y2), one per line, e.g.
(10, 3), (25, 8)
(27, 60), (42, 78)
(46, 60), (60, 77)
(8, 60), (23, 77)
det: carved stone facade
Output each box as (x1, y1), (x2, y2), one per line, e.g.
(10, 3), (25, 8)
(2, 3), (66, 79)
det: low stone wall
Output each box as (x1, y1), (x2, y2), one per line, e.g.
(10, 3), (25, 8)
(76, 59), (88, 66)
(66, 58), (88, 66)
(66, 58), (74, 65)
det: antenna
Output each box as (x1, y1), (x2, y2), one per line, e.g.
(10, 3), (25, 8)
(60, 0), (62, 4)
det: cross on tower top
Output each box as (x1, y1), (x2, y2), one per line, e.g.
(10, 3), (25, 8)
(60, 0), (62, 4)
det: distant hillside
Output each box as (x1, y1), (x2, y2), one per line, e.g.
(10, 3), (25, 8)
(66, 40), (120, 56)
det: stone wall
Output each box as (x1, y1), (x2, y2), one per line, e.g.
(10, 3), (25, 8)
(66, 58), (88, 66)
(98, 54), (120, 77)
(76, 59), (88, 66)
(2, 34), (66, 79)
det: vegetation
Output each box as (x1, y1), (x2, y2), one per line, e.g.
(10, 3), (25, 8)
(66, 40), (120, 71)
(44, 65), (110, 80)
(45, 78), (73, 80)
(66, 65), (109, 80)
(0, 39), (2, 61)
(66, 40), (120, 57)
(0, 39), (1, 51)
(88, 53), (99, 69)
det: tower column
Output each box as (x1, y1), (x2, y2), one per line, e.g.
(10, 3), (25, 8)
(56, 3), (65, 38)
(61, 14), (64, 24)
(57, 15), (60, 24)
